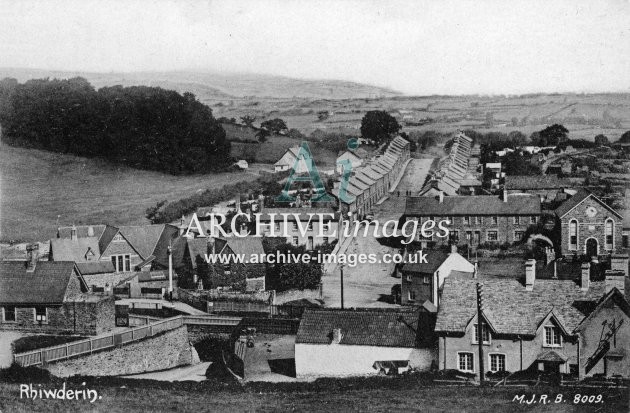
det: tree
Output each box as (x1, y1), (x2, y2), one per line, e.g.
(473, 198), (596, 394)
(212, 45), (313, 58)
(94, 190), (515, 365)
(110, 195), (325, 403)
(260, 118), (288, 134)
(618, 130), (630, 143)
(502, 151), (541, 176)
(317, 111), (330, 121)
(286, 128), (306, 140)
(360, 110), (401, 145)
(256, 128), (270, 143)
(263, 240), (324, 291)
(240, 115), (256, 127)
(507, 131), (528, 147)
(594, 134), (609, 146)
(535, 124), (569, 146)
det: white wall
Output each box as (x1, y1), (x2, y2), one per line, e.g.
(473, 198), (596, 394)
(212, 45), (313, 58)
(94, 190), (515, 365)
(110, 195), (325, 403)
(295, 343), (435, 378)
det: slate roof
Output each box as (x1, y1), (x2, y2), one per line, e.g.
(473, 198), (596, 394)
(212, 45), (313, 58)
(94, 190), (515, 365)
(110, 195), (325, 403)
(50, 237), (100, 262)
(118, 225), (167, 259)
(297, 308), (435, 348)
(57, 225), (107, 239)
(0, 261), (79, 304)
(257, 208), (338, 221)
(405, 194), (541, 216)
(224, 237), (265, 257)
(435, 277), (607, 336)
(505, 175), (578, 190)
(75, 261), (115, 275)
(554, 189), (622, 219)
(402, 250), (450, 274)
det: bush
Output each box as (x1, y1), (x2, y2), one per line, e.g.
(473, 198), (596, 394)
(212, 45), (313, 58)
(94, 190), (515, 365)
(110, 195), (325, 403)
(12, 335), (88, 353)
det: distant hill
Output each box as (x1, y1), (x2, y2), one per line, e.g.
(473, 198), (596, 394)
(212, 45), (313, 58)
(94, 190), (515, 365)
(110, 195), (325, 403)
(0, 68), (402, 100)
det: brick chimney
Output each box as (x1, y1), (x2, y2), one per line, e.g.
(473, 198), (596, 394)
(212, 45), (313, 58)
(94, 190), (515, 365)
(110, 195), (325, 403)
(581, 262), (590, 292)
(610, 254), (629, 277)
(604, 270), (625, 295)
(26, 243), (39, 272)
(331, 328), (343, 344)
(71, 224), (78, 241)
(525, 259), (536, 291)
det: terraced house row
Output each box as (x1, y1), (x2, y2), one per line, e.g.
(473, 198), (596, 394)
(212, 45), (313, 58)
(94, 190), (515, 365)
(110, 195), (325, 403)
(333, 135), (410, 219)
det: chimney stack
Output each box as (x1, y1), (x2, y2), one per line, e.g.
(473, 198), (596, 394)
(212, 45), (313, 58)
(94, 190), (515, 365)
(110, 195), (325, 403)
(331, 328), (343, 344)
(439, 191), (444, 203)
(26, 243), (39, 272)
(87, 226), (94, 237)
(604, 270), (625, 295)
(581, 262), (590, 292)
(450, 244), (457, 254)
(610, 254), (629, 277)
(71, 225), (78, 241)
(525, 259), (536, 291)
(503, 189), (508, 203)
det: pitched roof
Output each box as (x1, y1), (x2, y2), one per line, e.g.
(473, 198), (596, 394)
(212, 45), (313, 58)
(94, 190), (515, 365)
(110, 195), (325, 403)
(256, 208), (338, 221)
(402, 250), (450, 274)
(435, 277), (607, 336)
(118, 225), (169, 259)
(0, 261), (79, 304)
(223, 237), (265, 257)
(505, 175), (578, 190)
(296, 308), (435, 348)
(57, 225), (107, 239)
(50, 237), (101, 262)
(554, 189), (622, 219)
(75, 261), (115, 275)
(405, 194), (541, 216)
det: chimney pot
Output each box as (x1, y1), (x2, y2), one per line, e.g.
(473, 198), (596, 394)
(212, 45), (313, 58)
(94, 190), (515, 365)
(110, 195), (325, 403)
(525, 259), (536, 291)
(581, 262), (590, 291)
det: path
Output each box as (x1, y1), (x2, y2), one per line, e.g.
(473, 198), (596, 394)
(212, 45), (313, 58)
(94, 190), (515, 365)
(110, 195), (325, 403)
(0, 332), (25, 368)
(122, 362), (211, 382)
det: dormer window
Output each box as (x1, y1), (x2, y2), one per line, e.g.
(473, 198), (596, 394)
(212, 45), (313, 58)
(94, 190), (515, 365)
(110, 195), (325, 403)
(473, 323), (490, 344)
(544, 326), (562, 347)
(112, 233), (124, 242)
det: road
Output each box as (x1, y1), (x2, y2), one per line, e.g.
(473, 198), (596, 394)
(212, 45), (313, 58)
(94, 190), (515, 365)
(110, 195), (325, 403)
(121, 362), (211, 382)
(321, 158), (434, 308)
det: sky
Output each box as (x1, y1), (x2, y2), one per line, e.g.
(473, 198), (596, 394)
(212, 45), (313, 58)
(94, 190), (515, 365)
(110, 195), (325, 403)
(1, 0), (629, 95)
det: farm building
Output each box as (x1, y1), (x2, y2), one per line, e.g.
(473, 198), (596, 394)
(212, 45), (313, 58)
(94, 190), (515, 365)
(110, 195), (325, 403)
(295, 308), (436, 378)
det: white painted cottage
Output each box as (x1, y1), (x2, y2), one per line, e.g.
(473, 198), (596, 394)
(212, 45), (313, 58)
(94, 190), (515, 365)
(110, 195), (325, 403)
(274, 146), (314, 173)
(295, 308), (436, 378)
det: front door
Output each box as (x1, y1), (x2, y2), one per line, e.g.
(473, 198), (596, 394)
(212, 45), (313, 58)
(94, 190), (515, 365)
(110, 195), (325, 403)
(586, 238), (598, 258)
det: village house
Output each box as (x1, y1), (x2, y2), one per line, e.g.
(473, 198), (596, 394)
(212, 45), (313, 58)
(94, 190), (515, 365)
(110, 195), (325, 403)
(400, 246), (475, 309)
(435, 259), (629, 379)
(403, 192), (541, 246)
(504, 175), (582, 200)
(256, 207), (339, 249)
(335, 149), (364, 174)
(555, 189), (624, 257)
(116, 270), (178, 299)
(0, 245), (115, 335)
(50, 224), (179, 274)
(295, 308), (436, 378)
(274, 146), (314, 173)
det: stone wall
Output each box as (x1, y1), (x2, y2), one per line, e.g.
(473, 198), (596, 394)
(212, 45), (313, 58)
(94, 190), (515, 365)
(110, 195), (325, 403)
(48, 326), (193, 377)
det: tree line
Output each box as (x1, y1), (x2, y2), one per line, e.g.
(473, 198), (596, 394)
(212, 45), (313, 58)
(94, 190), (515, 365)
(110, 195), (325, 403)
(0, 77), (231, 174)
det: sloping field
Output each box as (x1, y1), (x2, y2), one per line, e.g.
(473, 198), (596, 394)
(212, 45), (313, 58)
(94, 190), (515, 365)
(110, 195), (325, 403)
(0, 145), (263, 242)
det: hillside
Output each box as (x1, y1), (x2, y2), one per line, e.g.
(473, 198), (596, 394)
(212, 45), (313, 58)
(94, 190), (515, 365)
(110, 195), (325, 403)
(0, 145), (265, 242)
(0, 68), (401, 100)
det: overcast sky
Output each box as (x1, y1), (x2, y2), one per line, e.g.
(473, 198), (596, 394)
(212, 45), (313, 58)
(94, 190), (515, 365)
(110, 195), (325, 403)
(1, 0), (629, 95)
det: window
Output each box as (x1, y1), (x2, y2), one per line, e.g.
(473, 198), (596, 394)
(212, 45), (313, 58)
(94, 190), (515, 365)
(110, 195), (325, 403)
(448, 216), (454, 225)
(569, 220), (578, 249)
(3, 306), (16, 322)
(464, 216), (471, 225)
(531, 216), (538, 224)
(223, 262), (231, 275)
(450, 230), (459, 243)
(623, 234), (629, 248)
(321, 222), (329, 232)
(475, 216), (482, 225)
(274, 222), (281, 232)
(292, 236), (299, 246)
(514, 231), (525, 241)
(491, 216), (498, 225)
(465, 231), (472, 241)
(473, 323), (491, 344)
(34, 307), (47, 323)
(544, 326), (562, 347)
(487, 231), (498, 242)
(513, 216), (520, 225)
(111, 254), (131, 272)
(489, 354), (506, 373)
(458, 352), (474, 372)
(605, 219), (614, 249)
(112, 233), (124, 242)
(408, 290), (416, 301)
(292, 222), (298, 231)
(323, 237), (329, 244)
(423, 276), (430, 285)
(307, 222), (313, 231)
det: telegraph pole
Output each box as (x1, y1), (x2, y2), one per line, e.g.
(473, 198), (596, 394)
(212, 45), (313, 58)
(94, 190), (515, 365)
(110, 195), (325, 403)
(476, 282), (485, 385)
(340, 263), (345, 309)
(167, 242), (173, 301)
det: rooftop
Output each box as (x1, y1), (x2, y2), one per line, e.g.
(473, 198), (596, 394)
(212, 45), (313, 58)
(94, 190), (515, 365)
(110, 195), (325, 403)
(405, 194), (541, 216)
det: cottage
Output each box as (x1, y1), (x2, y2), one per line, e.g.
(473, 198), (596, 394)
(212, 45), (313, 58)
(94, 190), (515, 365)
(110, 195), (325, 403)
(403, 192), (541, 246)
(400, 246), (475, 308)
(335, 150), (364, 174)
(295, 308), (436, 378)
(435, 260), (629, 378)
(555, 189), (624, 257)
(0, 246), (114, 335)
(274, 146), (314, 173)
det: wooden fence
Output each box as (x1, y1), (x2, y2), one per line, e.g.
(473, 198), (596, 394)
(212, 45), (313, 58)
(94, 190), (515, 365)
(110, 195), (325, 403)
(13, 316), (185, 367)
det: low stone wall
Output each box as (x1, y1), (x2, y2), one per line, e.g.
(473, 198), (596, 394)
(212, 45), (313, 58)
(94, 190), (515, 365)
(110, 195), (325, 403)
(47, 326), (193, 377)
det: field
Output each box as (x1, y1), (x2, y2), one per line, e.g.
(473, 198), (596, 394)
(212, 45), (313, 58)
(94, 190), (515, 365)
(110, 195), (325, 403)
(0, 145), (265, 242)
(0, 378), (626, 412)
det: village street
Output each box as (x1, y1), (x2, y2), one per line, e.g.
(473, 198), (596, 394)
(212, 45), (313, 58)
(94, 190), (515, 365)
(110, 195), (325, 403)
(321, 158), (434, 308)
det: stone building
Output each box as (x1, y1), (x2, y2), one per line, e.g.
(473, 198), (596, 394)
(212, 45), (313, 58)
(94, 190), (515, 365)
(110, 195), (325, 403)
(0, 249), (114, 335)
(403, 192), (541, 246)
(555, 189), (624, 257)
